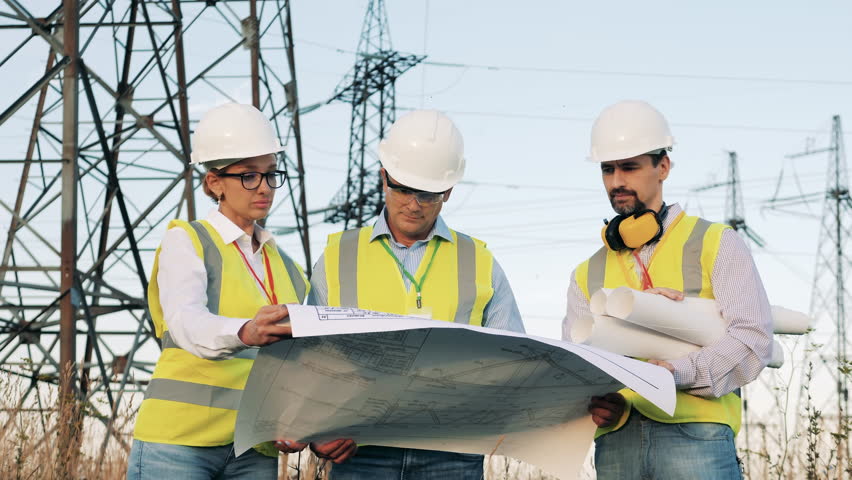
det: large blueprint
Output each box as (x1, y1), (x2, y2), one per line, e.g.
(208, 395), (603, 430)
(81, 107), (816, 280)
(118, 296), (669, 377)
(234, 305), (676, 479)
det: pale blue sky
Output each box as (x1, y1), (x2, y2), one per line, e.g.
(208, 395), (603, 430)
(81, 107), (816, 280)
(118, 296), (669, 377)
(267, 1), (852, 340)
(0, 1), (848, 357)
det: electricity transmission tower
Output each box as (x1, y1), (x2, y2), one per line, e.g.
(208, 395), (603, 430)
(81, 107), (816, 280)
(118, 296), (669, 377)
(323, 0), (424, 227)
(765, 115), (852, 466)
(0, 0), (309, 454)
(693, 151), (765, 247)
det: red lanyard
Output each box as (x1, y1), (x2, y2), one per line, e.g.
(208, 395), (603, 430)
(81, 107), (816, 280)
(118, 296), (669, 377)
(632, 249), (654, 290)
(233, 243), (278, 304)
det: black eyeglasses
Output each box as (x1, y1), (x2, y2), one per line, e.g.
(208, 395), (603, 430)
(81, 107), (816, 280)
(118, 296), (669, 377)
(384, 173), (446, 206)
(216, 170), (287, 190)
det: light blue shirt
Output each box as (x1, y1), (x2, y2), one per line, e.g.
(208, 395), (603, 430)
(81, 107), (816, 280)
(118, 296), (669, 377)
(308, 210), (525, 333)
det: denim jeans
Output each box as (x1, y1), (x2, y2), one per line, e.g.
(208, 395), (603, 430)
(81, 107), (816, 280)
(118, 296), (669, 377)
(329, 446), (483, 480)
(594, 410), (742, 480)
(126, 439), (277, 480)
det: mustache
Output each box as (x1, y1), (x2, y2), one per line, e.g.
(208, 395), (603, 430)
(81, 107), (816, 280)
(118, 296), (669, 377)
(609, 188), (637, 199)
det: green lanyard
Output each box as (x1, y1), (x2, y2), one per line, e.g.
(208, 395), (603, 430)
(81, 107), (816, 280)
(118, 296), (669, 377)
(379, 237), (442, 309)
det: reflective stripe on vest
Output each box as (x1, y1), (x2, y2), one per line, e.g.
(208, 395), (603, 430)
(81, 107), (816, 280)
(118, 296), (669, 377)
(278, 246), (307, 302)
(577, 215), (741, 436)
(453, 232), (477, 324)
(329, 226), (492, 326)
(161, 330), (259, 360)
(188, 221), (223, 314)
(134, 219), (308, 447)
(144, 377), (243, 411)
(681, 218), (712, 296)
(338, 228), (360, 307)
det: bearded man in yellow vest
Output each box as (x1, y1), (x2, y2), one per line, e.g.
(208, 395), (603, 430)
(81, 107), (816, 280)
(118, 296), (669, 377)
(564, 100), (773, 480)
(308, 110), (526, 480)
(128, 103), (355, 479)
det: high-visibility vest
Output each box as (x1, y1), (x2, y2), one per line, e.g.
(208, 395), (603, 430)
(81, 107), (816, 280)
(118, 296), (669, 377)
(323, 226), (494, 325)
(133, 219), (308, 447)
(575, 213), (742, 437)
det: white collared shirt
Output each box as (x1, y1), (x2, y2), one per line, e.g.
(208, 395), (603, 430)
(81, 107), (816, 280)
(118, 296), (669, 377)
(156, 208), (276, 359)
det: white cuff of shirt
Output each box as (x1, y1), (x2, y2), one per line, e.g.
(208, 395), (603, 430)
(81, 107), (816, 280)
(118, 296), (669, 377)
(219, 317), (253, 352)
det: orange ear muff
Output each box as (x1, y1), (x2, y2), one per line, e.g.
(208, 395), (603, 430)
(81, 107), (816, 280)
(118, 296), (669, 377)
(618, 210), (663, 249)
(601, 209), (664, 251)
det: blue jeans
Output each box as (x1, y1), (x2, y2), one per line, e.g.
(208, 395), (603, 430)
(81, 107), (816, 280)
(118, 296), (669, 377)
(329, 446), (483, 480)
(126, 439), (277, 480)
(594, 410), (742, 480)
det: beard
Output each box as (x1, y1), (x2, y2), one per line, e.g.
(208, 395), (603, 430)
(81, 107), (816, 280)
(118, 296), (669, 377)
(609, 188), (648, 216)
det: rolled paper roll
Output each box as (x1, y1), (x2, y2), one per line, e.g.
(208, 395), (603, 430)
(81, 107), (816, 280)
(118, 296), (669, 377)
(768, 339), (784, 368)
(606, 287), (727, 346)
(601, 287), (813, 342)
(571, 314), (701, 361)
(770, 306), (811, 335)
(572, 314), (785, 368)
(589, 288), (611, 316)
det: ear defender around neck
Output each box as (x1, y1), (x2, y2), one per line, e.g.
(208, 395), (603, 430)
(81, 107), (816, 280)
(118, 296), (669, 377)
(601, 208), (665, 251)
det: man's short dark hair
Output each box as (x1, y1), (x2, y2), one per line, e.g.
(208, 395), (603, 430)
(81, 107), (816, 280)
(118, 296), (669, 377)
(650, 150), (668, 167)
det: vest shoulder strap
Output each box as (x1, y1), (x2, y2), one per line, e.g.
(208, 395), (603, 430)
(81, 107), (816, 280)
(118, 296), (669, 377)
(581, 246), (609, 300)
(328, 227), (369, 307)
(681, 217), (730, 296)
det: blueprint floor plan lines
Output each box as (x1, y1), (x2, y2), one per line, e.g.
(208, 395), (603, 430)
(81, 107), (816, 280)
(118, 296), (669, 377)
(234, 305), (677, 480)
(423, 346), (602, 388)
(300, 332), (427, 374)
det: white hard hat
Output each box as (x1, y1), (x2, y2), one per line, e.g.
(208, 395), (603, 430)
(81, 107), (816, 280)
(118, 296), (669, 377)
(190, 103), (284, 168)
(378, 110), (465, 193)
(588, 100), (674, 163)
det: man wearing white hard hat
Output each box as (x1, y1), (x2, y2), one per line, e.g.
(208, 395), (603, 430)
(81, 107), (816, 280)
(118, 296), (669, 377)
(128, 103), (355, 479)
(308, 109), (525, 479)
(564, 100), (773, 479)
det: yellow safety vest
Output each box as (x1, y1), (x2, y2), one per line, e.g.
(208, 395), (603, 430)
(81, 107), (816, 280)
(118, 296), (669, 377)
(134, 219), (308, 447)
(323, 226), (494, 325)
(575, 214), (742, 437)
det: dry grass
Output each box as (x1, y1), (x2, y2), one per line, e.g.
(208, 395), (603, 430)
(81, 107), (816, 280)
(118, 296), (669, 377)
(0, 369), (130, 480)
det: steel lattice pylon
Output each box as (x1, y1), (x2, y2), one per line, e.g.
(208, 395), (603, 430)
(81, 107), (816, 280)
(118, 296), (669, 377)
(323, 0), (423, 227)
(761, 115), (852, 474)
(0, 0), (309, 454)
(693, 151), (765, 247)
(800, 116), (852, 467)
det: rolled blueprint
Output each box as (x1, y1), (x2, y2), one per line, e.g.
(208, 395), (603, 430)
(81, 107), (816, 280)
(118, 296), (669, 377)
(770, 305), (811, 334)
(589, 288), (611, 316)
(606, 287), (726, 346)
(603, 287), (812, 341)
(571, 314), (702, 361)
(572, 314), (786, 368)
(768, 339), (784, 368)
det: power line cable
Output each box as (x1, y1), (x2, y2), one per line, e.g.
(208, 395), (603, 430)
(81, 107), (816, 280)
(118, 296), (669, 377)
(419, 60), (852, 87)
(293, 37), (852, 87)
(397, 107), (852, 135)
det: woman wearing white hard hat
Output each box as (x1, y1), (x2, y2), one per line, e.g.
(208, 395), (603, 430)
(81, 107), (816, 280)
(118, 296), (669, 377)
(127, 103), (355, 479)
